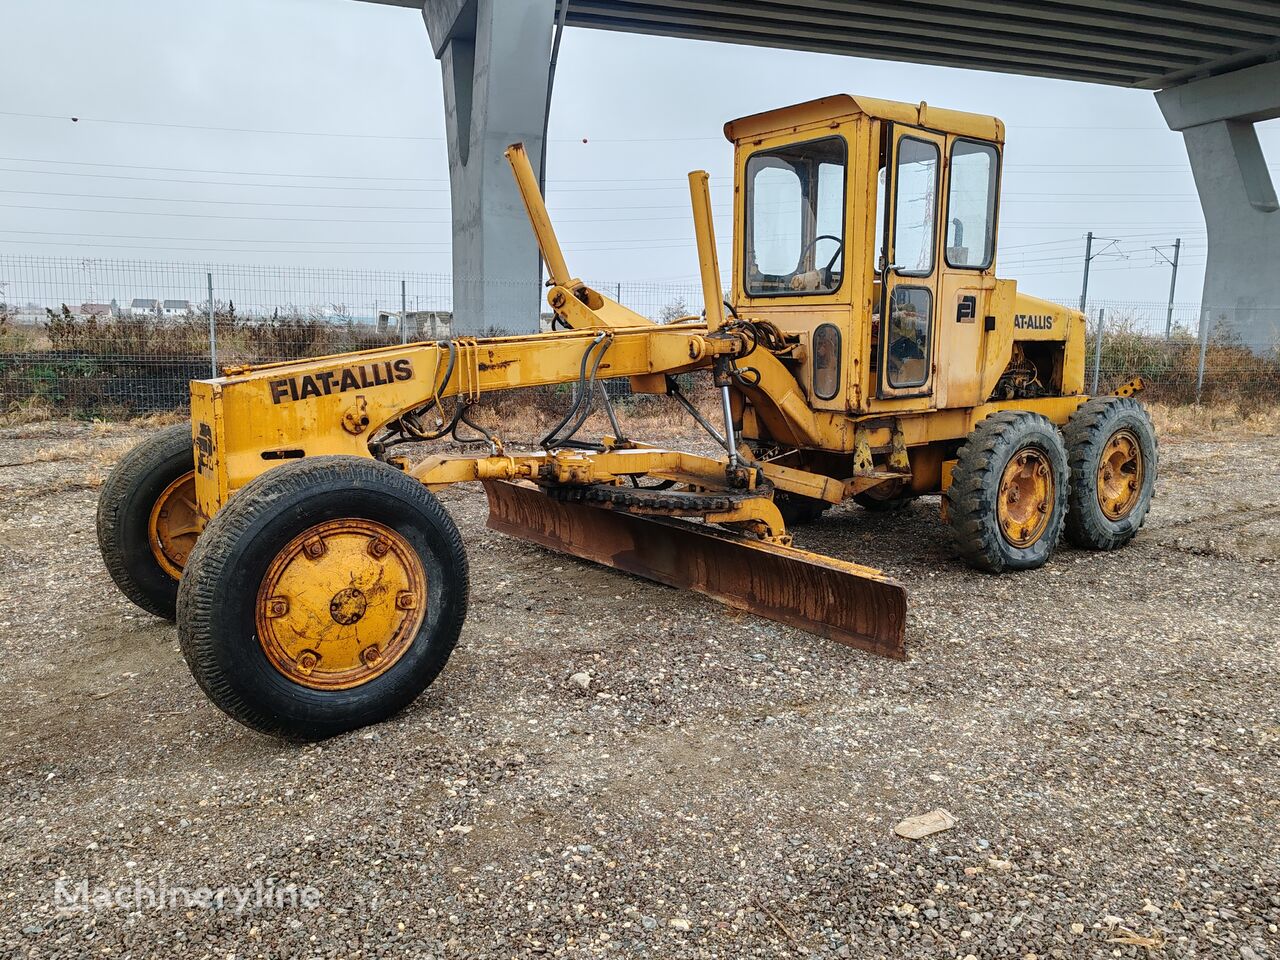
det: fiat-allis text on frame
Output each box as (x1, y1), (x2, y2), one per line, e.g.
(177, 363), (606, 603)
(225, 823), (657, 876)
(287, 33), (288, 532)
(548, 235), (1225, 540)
(98, 95), (1157, 738)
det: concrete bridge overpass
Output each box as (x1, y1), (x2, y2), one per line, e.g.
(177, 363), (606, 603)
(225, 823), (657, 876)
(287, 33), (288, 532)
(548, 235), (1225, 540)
(363, 0), (1280, 343)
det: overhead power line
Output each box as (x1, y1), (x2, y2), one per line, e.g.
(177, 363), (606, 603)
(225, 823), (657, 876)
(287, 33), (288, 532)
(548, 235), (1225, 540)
(0, 154), (735, 186)
(4, 108), (1277, 147)
(0, 165), (739, 193)
(0, 227), (732, 248)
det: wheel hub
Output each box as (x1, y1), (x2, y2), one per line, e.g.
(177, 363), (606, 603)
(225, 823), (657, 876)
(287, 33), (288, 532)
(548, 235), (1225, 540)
(256, 519), (427, 690)
(148, 470), (203, 579)
(997, 448), (1054, 548)
(1097, 429), (1143, 521)
(329, 586), (368, 626)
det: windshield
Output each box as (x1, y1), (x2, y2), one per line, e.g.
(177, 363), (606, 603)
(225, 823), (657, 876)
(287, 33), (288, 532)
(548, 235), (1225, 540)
(743, 137), (846, 297)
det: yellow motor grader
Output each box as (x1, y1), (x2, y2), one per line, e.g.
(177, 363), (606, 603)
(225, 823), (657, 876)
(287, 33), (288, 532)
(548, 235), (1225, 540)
(98, 94), (1157, 739)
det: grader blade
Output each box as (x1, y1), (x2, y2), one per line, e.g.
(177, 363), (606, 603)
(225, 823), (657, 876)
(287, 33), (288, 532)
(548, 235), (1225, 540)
(483, 481), (907, 659)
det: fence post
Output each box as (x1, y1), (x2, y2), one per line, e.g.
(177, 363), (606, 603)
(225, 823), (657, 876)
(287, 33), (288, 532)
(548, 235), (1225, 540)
(1090, 306), (1104, 394)
(401, 279), (408, 344)
(1195, 308), (1210, 405)
(207, 272), (216, 377)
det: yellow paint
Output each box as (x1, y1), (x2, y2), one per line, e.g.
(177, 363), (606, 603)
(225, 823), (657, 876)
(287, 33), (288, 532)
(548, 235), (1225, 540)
(689, 169), (727, 333)
(147, 470), (202, 579)
(255, 518), (426, 690)
(1097, 429), (1144, 520)
(186, 92), (1102, 554)
(997, 448), (1054, 547)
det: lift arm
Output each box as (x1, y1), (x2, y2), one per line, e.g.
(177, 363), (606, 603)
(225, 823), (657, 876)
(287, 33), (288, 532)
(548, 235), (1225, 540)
(505, 143), (657, 330)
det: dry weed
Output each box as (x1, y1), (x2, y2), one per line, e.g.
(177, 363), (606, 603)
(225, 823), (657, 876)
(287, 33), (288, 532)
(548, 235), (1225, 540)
(131, 411), (187, 429)
(89, 411), (185, 435)
(1147, 401), (1280, 439)
(24, 438), (133, 469)
(1, 396), (54, 427)
(1106, 926), (1166, 951)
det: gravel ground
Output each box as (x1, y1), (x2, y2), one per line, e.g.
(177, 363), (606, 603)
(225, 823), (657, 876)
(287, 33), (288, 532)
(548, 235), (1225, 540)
(1, 417), (1277, 959)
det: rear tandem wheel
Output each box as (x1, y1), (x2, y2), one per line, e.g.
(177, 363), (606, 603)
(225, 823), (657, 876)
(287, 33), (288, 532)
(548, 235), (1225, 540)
(945, 411), (1070, 573)
(1062, 396), (1158, 550)
(176, 456), (469, 740)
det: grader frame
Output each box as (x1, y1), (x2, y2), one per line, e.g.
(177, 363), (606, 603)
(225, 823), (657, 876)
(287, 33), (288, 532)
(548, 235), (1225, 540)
(99, 94), (1158, 739)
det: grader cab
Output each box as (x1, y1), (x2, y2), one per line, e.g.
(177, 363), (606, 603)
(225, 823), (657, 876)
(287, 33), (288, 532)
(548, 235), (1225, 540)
(98, 95), (1157, 739)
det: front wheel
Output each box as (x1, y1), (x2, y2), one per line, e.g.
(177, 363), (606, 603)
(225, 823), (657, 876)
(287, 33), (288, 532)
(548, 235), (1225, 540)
(176, 456), (469, 740)
(97, 422), (200, 620)
(945, 411), (1069, 573)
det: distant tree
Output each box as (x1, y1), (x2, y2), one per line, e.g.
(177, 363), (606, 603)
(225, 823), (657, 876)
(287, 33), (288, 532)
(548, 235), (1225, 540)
(657, 296), (690, 324)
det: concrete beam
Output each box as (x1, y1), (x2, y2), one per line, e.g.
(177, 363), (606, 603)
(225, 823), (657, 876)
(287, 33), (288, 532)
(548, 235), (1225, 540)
(1156, 59), (1280, 129)
(421, 0), (473, 58)
(422, 0), (554, 333)
(1159, 65), (1280, 352)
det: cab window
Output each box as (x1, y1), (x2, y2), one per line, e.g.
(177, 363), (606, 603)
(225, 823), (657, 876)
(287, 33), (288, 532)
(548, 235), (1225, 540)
(945, 139), (999, 269)
(886, 286), (932, 389)
(744, 137), (846, 297)
(892, 137), (939, 277)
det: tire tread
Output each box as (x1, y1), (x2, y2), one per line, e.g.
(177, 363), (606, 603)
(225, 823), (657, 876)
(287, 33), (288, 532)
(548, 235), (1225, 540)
(1062, 396), (1158, 550)
(96, 422), (194, 620)
(176, 456), (468, 739)
(945, 410), (1069, 573)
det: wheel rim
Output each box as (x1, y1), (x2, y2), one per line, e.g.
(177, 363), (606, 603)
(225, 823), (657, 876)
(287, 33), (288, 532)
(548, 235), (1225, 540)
(255, 519), (427, 691)
(1097, 428), (1144, 521)
(997, 447), (1054, 548)
(148, 470), (202, 579)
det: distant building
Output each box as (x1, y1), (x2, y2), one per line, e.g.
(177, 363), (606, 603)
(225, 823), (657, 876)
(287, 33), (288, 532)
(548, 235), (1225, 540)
(130, 298), (161, 316)
(80, 302), (112, 319)
(14, 303), (43, 324)
(376, 309), (453, 340)
(162, 299), (193, 317)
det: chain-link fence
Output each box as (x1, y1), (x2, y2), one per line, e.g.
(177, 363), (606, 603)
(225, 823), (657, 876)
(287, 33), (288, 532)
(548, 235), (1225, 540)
(0, 256), (704, 417)
(0, 254), (1276, 419)
(1062, 298), (1280, 406)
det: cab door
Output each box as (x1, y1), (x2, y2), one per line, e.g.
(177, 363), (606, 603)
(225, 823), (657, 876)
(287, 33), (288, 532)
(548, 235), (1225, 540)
(876, 125), (945, 400)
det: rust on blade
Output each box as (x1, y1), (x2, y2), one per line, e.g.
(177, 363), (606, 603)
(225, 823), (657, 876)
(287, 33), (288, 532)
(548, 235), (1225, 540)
(483, 480), (907, 660)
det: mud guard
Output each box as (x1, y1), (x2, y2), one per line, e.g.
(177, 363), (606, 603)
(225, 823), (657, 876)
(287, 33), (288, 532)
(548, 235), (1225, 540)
(483, 480), (907, 659)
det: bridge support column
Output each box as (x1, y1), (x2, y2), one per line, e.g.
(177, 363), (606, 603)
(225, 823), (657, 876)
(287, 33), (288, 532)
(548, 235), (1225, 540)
(423, 0), (555, 333)
(1157, 61), (1280, 352)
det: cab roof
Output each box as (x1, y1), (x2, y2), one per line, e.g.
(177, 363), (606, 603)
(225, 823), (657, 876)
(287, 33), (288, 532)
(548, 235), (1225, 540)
(723, 94), (1005, 144)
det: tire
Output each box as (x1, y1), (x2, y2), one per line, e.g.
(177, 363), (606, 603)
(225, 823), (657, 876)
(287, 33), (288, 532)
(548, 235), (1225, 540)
(853, 485), (917, 513)
(773, 491), (832, 526)
(96, 422), (195, 620)
(945, 411), (1069, 573)
(176, 456), (469, 740)
(1062, 397), (1158, 550)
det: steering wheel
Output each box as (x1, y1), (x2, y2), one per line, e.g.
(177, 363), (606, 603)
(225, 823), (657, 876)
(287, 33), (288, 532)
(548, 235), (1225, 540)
(797, 234), (844, 286)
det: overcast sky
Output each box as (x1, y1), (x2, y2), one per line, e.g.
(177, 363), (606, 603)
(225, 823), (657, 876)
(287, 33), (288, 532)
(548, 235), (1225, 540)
(4, 0), (1277, 309)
